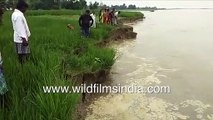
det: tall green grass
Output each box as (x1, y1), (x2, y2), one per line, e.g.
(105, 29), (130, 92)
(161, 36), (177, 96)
(120, 11), (144, 18)
(26, 10), (83, 16)
(0, 11), (115, 120)
(0, 10), (143, 119)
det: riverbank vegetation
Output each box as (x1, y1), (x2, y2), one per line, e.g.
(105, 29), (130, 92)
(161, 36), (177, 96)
(0, 10), (143, 119)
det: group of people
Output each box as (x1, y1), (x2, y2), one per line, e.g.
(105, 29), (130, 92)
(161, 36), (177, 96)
(1, 1), (122, 66)
(78, 8), (120, 37)
(0, 1), (122, 95)
(99, 8), (120, 25)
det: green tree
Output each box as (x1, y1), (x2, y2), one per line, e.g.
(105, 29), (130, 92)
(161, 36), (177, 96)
(128, 4), (136, 9)
(61, 0), (87, 10)
(89, 1), (99, 10)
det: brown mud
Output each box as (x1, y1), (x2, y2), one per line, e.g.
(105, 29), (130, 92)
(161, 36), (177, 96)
(71, 16), (144, 120)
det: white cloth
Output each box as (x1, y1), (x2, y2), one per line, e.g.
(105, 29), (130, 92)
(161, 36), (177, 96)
(115, 12), (119, 17)
(90, 13), (96, 28)
(11, 9), (31, 43)
(114, 12), (119, 25)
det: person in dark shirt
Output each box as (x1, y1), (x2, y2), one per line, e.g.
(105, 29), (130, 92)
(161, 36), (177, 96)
(79, 10), (94, 37)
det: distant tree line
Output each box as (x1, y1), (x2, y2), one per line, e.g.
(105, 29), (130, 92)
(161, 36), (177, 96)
(111, 4), (137, 10)
(0, 0), (13, 9)
(0, 0), (138, 10)
(88, 1), (99, 10)
(0, 0), (88, 10)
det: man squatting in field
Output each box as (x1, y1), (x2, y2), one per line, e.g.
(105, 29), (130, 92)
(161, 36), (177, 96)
(78, 10), (94, 37)
(11, 1), (31, 64)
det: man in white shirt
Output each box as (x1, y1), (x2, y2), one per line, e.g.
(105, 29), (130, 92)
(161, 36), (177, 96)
(114, 11), (120, 25)
(11, 1), (30, 64)
(90, 11), (96, 28)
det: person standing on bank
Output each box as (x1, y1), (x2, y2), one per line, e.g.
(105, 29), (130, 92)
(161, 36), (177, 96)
(103, 8), (110, 24)
(99, 9), (104, 23)
(114, 11), (120, 25)
(90, 11), (96, 28)
(11, 1), (31, 64)
(79, 10), (94, 37)
(110, 8), (116, 25)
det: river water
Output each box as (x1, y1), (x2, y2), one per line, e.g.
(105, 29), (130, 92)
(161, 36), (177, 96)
(85, 9), (213, 120)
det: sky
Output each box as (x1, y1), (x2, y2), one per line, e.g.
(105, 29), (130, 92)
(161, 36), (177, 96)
(86, 0), (213, 8)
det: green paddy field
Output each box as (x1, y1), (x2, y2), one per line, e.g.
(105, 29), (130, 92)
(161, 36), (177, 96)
(0, 10), (143, 120)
